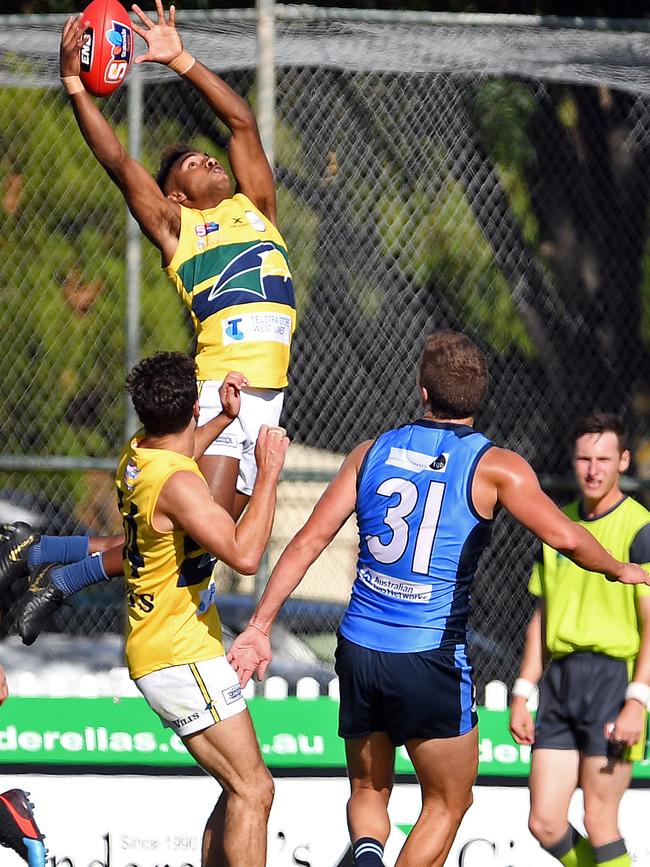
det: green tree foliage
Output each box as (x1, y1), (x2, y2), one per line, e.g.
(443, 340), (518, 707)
(0, 84), (191, 510)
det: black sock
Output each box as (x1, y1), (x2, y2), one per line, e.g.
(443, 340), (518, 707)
(353, 837), (385, 867)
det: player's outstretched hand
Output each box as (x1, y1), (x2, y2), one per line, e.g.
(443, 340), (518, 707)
(255, 425), (289, 481)
(611, 563), (650, 586)
(219, 372), (248, 421)
(508, 697), (535, 746)
(227, 626), (272, 688)
(60, 14), (87, 77)
(131, 0), (183, 66)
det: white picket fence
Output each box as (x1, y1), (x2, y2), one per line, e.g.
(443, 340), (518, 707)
(11, 672), (650, 711)
(5, 670), (537, 710)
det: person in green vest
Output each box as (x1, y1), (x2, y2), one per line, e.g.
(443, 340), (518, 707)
(510, 413), (650, 867)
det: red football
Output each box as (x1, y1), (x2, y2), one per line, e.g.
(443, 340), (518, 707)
(79, 0), (134, 97)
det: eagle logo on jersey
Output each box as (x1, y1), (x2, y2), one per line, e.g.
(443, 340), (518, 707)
(206, 242), (291, 303)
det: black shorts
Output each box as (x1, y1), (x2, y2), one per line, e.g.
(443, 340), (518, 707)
(334, 635), (477, 746)
(533, 652), (628, 756)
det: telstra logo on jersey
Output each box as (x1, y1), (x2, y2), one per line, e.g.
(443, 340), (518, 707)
(207, 242), (291, 302)
(225, 318), (245, 341)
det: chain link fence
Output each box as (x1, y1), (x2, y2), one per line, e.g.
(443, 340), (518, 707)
(1, 9), (650, 694)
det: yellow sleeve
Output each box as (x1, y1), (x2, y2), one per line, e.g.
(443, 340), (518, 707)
(635, 562), (650, 599)
(529, 560), (543, 597)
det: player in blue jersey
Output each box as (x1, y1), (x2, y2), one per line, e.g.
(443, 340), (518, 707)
(228, 330), (650, 867)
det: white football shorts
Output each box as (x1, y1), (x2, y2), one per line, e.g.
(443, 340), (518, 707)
(134, 655), (247, 737)
(197, 380), (284, 496)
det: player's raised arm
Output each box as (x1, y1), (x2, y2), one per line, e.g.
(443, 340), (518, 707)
(158, 425), (288, 575)
(59, 14), (179, 259)
(481, 448), (650, 585)
(131, 1), (277, 224)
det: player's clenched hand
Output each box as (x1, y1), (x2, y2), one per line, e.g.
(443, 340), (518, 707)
(227, 626), (272, 688)
(219, 372), (248, 421)
(612, 699), (645, 747)
(131, 1), (184, 66)
(255, 425), (289, 480)
(508, 697), (535, 746)
(60, 14), (87, 77)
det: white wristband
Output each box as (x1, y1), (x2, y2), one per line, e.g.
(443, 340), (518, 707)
(625, 681), (650, 706)
(512, 677), (536, 701)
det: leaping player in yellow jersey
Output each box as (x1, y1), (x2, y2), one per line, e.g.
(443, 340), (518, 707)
(118, 351), (288, 867)
(61, 1), (294, 516)
(0, 2), (297, 628)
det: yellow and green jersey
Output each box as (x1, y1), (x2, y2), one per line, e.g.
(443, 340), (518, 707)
(530, 496), (650, 661)
(164, 194), (295, 388)
(116, 435), (223, 680)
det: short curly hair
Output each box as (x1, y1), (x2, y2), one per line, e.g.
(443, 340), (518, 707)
(126, 351), (198, 436)
(155, 143), (194, 193)
(419, 330), (488, 419)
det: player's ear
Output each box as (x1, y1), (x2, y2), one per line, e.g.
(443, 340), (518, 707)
(193, 400), (200, 421)
(420, 385), (429, 407)
(619, 448), (631, 473)
(167, 190), (187, 204)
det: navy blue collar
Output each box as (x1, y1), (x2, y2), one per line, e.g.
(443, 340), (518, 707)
(578, 494), (627, 522)
(414, 419), (476, 435)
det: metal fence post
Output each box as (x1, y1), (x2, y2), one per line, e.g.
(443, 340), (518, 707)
(256, 0), (276, 169)
(125, 64), (143, 439)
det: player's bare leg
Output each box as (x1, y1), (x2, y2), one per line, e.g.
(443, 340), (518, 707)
(345, 732), (395, 849)
(528, 749), (579, 849)
(182, 709), (274, 867)
(580, 755), (632, 849)
(200, 793), (227, 866)
(88, 534), (125, 553)
(395, 728), (477, 867)
(98, 542), (124, 575)
(199, 455), (249, 519)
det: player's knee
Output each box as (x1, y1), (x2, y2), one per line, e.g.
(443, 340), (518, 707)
(247, 767), (275, 816)
(528, 811), (561, 846)
(349, 781), (393, 801)
(449, 789), (473, 826)
(259, 771), (275, 815)
(231, 766), (274, 816)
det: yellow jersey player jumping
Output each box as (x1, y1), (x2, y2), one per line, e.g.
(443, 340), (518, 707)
(60, 1), (295, 518)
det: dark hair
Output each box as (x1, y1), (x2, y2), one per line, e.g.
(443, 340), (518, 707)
(419, 330), (488, 419)
(573, 412), (629, 453)
(155, 143), (194, 193)
(126, 352), (198, 436)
